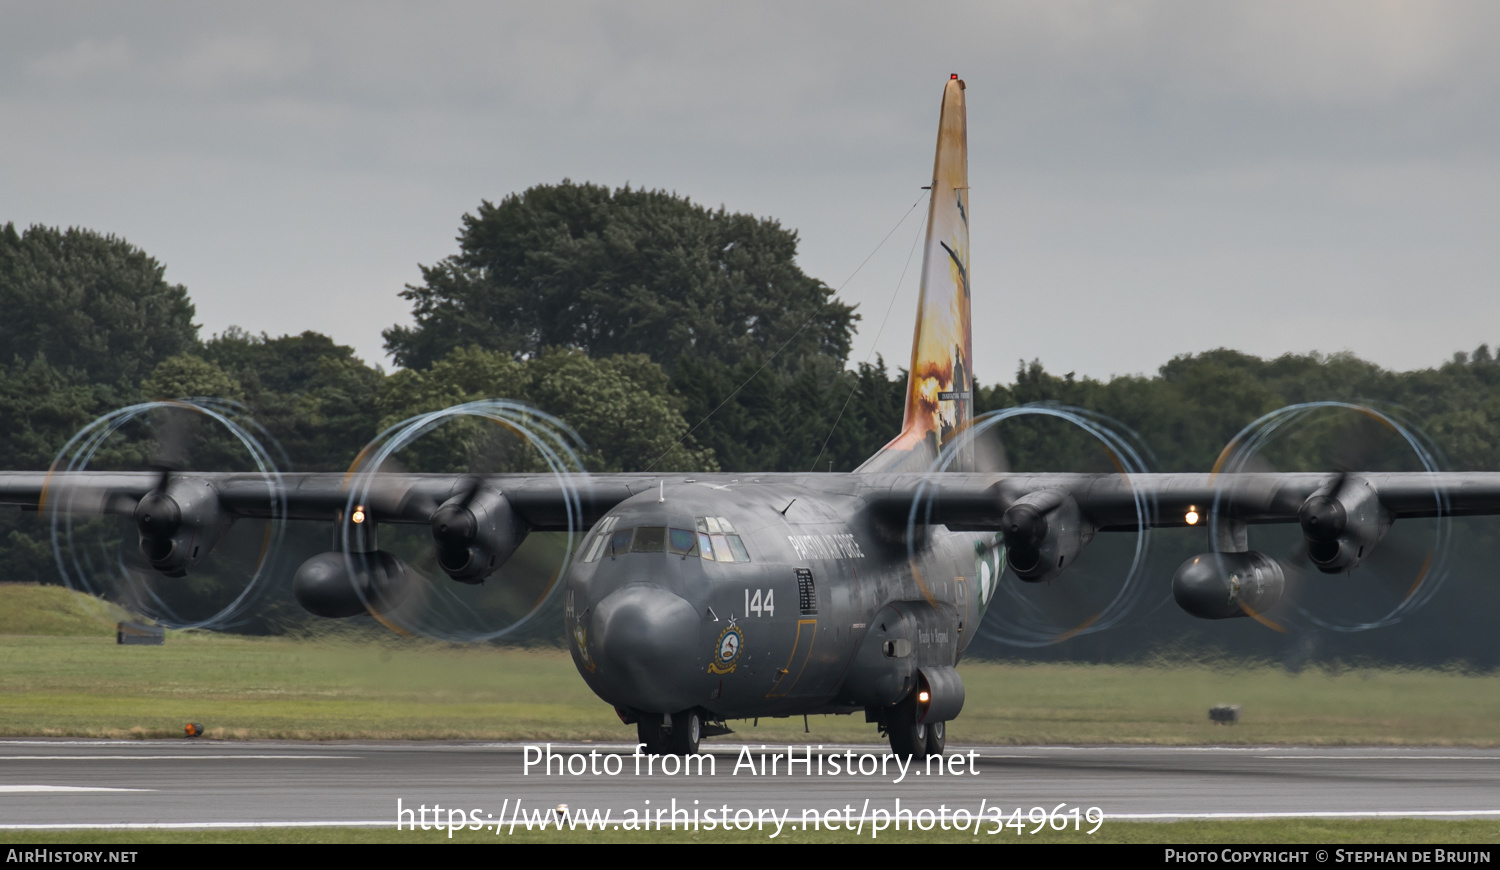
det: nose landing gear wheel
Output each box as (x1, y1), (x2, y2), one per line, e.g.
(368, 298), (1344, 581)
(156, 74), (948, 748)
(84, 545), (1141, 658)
(637, 714), (668, 755)
(926, 720), (946, 757)
(886, 698), (927, 759)
(669, 710), (702, 755)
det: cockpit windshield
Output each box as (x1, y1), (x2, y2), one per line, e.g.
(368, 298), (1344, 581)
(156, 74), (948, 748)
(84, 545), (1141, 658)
(580, 516), (751, 563)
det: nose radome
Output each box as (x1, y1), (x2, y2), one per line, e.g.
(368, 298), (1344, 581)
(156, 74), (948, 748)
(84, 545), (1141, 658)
(590, 585), (700, 713)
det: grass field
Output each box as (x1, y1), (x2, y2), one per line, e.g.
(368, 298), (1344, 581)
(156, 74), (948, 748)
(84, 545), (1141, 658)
(2, 582), (1498, 745)
(3, 632), (1500, 744)
(0, 584), (133, 637)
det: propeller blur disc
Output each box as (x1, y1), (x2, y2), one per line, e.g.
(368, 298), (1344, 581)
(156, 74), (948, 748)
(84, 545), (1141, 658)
(341, 399), (588, 643)
(1209, 401), (1452, 633)
(45, 399), (288, 630)
(921, 403), (1164, 648)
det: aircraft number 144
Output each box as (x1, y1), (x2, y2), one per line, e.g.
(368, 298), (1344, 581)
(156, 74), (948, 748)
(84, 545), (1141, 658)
(746, 588), (775, 618)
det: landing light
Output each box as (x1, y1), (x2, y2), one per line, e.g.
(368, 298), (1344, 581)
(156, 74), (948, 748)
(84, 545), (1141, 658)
(918, 690), (930, 703)
(1185, 506), (1200, 526)
(352, 506), (366, 525)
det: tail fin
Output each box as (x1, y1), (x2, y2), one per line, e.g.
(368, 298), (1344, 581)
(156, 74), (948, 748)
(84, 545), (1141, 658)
(859, 75), (974, 473)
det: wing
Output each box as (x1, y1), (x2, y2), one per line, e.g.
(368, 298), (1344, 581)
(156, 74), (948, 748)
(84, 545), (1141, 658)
(870, 471), (1500, 528)
(0, 470), (650, 528)
(863, 470), (1500, 586)
(11, 468), (1500, 530)
(12, 467), (1500, 536)
(0, 469), (650, 581)
(9, 466), (1500, 597)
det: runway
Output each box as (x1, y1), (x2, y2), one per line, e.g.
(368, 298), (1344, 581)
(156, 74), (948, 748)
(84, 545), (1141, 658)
(2, 740), (1498, 830)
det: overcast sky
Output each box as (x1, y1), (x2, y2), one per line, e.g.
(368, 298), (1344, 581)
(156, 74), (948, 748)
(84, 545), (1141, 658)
(4, 1), (1498, 383)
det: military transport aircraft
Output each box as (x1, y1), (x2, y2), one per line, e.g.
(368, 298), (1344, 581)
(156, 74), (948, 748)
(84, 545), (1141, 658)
(5, 76), (1500, 758)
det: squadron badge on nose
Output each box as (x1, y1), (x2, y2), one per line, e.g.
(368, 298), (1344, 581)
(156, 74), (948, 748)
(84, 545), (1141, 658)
(573, 618), (596, 673)
(708, 618), (744, 675)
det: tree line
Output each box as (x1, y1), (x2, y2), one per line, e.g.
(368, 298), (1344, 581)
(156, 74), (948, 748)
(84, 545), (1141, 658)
(5, 185), (1500, 665)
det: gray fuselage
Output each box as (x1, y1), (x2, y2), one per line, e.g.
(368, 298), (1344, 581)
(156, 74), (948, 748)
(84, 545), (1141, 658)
(563, 478), (998, 722)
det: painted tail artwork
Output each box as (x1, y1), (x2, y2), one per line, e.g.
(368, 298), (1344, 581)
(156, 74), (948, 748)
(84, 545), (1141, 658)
(860, 75), (975, 474)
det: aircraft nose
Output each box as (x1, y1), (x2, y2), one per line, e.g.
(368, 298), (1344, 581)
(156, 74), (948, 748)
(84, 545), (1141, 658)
(591, 585), (700, 713)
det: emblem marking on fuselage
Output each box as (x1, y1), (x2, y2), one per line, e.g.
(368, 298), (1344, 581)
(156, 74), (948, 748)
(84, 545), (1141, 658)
(974, 537), (1004, 606)
(708, 621), (744, 675)
(573, 619), (596, 673)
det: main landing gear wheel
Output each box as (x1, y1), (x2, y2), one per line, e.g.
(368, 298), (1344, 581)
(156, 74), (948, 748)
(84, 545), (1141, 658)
(637, 715), (668, 755)
(669, 710), (702, 755)
(926, 720), (946, 757)
(886, 698), (927, 759)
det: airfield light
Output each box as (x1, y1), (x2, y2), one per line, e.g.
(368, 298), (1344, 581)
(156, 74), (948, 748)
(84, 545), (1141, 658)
(352, 506), (366, 525)
(1185, 506), (1200, 526)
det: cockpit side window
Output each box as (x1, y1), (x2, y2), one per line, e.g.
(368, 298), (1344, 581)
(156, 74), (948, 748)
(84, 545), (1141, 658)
(581, 516), (619, 562)
(694, 516), (751, 563)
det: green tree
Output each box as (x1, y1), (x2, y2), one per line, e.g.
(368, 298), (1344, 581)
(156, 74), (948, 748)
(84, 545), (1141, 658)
(0, 224), (195, 589)
(0, 223), (197, 394)
(140, 354), (244, 403)
(383, 182), (856, 373)
(818, 357), (908, 472)
(527, 349), (717, 473)
(0, 356), (96, 591)
(376, 346), (716, 473)
(203, 329), (385, 471)
(0, 356), (96, 470)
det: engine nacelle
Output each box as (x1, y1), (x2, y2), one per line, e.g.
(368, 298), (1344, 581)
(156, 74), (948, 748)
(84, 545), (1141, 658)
(1173, 551), (1285, 620)
(133, 478), (232, 577)
(1000, 490), (1094, 583)
(293, 550), (414, 618)
(1298, 477), (1392, 574)
(430, 486), (528, 584)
